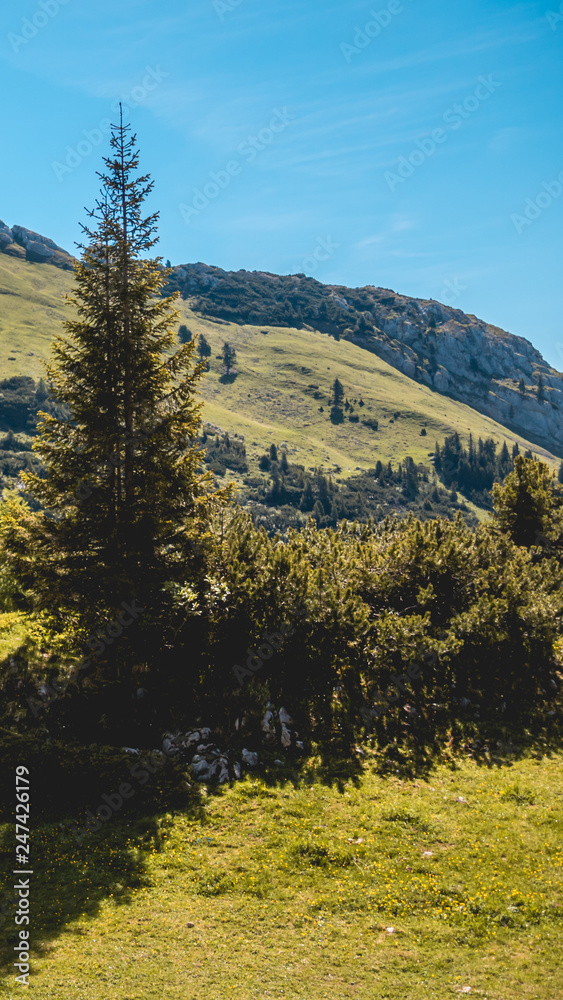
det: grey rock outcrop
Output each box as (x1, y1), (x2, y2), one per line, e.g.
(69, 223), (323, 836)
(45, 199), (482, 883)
(347, 291), (563, 456)
(0, 219), (74, 270)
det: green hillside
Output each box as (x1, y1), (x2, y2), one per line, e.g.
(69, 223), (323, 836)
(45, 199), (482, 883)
(0, 254), (71, 380)
(0, 254), (556, 478)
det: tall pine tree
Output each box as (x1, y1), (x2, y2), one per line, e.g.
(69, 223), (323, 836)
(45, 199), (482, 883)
(0, 111), (229, 674)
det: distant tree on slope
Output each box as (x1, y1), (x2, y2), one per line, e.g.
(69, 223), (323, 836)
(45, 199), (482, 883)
(222, 342), (237, 375)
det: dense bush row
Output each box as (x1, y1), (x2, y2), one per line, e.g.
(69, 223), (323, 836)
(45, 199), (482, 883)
(3, 460), (561, 766)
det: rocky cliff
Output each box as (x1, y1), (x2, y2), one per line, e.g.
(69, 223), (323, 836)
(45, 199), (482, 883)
(167, 263), (563, 457)
(0, 220), (74, 270)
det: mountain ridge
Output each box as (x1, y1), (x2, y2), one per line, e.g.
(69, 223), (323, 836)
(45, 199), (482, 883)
(2, 219), (562, 457)
(166, 262), (563, 458)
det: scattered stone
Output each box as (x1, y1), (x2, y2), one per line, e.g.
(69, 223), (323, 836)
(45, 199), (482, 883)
(262, 708), (276, 741)
(242, 749), (259, 767)
(386, 926), (395, 934)
(162, 735), (179, 755)
(422, 851), (433, 858)
(187, 922), (195, 928)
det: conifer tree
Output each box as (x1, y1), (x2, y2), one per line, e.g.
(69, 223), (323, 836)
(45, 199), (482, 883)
(197, 334), (211, 363)
(492, 456), (556, 547)
(332, 378), (344, 407)
(221, 342), (237, 375)
(537, 373), (545, 402)
(0, 112), (228, 672)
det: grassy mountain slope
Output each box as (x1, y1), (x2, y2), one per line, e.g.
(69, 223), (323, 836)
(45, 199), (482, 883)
(172, 308), (557, 476)
(0, 254), (557, 478)
(168, 263), (563, 458)
(0, 253), (71, 380)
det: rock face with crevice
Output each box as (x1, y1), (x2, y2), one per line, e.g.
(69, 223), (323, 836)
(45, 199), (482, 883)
(166, 263), (563, 457)
(0, 220), (74, 270)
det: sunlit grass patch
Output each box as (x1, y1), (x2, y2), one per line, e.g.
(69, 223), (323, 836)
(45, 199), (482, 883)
(0, 752), (561, 998)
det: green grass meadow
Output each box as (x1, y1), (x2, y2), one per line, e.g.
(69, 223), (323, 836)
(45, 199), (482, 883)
(0, 751), (561, 999)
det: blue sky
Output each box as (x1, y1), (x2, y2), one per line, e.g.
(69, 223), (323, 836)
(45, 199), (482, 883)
(0, 0), (562, 366)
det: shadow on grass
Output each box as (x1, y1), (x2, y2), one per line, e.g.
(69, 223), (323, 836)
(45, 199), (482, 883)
(0, 790), (205, 977)
(0, 706), (560, 976)
(0, 728), (206, 978)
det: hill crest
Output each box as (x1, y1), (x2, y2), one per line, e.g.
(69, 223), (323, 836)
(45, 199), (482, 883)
(1, 221), (561, 457)
(166, 262), (563, 457)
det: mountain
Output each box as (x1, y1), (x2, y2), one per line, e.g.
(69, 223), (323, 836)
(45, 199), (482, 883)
(166, 263), (563, 458)
(0, 222), (560, 479)
(0, 219), (74, 270)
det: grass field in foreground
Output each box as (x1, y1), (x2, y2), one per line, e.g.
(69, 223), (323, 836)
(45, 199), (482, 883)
(1, 751), (561, 999)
